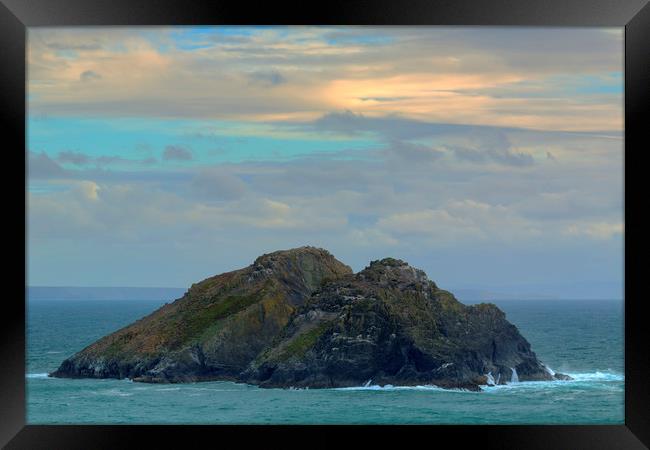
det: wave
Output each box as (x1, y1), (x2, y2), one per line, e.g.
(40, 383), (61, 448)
(480, 370), (624, 392)
(99, 389), (133, 397)
(25, 370), (623, 391)
(334, 384), (475, 393)
(334, 370), (623, 393)
(564, 371), (624, 382)
(26, 373), (51, 379)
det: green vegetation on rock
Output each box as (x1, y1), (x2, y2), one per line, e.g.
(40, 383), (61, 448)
(277, 321), (333, 362)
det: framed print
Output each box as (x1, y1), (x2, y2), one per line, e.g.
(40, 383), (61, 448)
(1, 0), (648, 448)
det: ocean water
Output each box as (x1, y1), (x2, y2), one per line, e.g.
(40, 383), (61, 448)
(26, 299), (624, 424)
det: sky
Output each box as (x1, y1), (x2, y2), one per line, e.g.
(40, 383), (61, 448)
(27, 26), (624, 299)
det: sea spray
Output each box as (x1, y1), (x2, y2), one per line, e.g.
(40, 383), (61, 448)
(566, 371), (624, 382)
(544, 365), (555, 377)
(26, 373), (50, 379)
(510, 368), (519, 383)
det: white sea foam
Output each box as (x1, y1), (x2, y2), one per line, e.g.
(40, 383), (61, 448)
(104, 389), (133, 397)
(480, 370), (624, 391)
(26, 373), (50, 379)
(89, 388), (135, 397)
(334, 384), (477, 393)
(510, 368), (519, 383)
(543, 364), (556, 376)
(565, 371), (624, 382)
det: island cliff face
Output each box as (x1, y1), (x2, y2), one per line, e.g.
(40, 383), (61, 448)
(51, 247), (352, 383)
(51, 247), (569, 390)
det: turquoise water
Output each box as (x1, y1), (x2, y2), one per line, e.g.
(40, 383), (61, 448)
(26, 299), (624, 424)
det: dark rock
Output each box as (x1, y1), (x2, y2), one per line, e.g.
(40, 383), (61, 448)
(52, 248), (564, 391)
(243, 257), (555, 391)
(553, 372), (573, 381)
(50, 247), (352, 382)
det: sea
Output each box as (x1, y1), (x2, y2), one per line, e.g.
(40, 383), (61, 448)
(26, 298), (624, 424)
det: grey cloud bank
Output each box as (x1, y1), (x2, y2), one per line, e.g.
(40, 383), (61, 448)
(163, 145), (193, 161)
(27, 122), (623, 294)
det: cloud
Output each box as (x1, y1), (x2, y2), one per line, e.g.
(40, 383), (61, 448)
(359, 96), (411, 102)
(302, 112), (537, 167)
(309, 110), (369, 136)
(27, 27), (623, 132)
(376, 199), (539, 244)
(95, 155), (158, 167)
(94, 156), (122, 166)
(448, 144), (534, 167)
(382, 140), (445, 164)
(163, 145), (193, 161)
(27, 147), (621, 247)
(564, 221), (623, 240)
(44, 41), (103, 51)
(483, 141), (534, 168)
(74, 180), (101, 200)
(28, 179), (349, 244)
(247, 70), (286, 86)
(28, 152), (67, 178)
(57, 150), (90, 166)
(306, 111), (516, 140)
(53, 150), (157, 168)
(27, 136), (623, 290)
(25, 27), (623, 289)
(190, 168), (249, 200)
(512, 189), (622, 221)
(80, 70), (102, 82)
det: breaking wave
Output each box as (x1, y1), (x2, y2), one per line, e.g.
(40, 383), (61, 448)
(333, 370), (623, 393)
(334, 384), (472, 392)
(565, 371), (624, 382)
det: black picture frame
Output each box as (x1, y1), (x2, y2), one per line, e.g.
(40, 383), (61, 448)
(1, 0), (648, 448)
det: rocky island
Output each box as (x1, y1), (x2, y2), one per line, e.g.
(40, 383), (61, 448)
(51, 247), (570, 391)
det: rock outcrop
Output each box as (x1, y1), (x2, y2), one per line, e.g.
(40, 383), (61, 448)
(243, 257), (569, 390)
(51, 248), (570, 390)
(50, 247), (352, 383)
